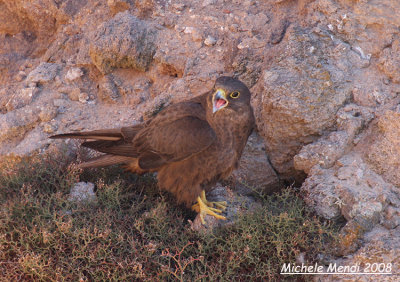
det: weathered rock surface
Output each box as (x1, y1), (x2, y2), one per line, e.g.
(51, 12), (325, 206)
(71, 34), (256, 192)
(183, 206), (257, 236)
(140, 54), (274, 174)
(0, 105), (41, 142)
(301, 153), (400, 231)
(254, 26), (353, 184)
(321, 225), (400, 281)
(294, 104), (374, 174)
(65, 67), (84, 82)
(232, 132), (280, 196)
(26, 63), (62, 85)
(0, 0), (78, 43)
(5, 86), (40, 111)
(366, 110), (400, 187)
(89, 12), (159, 74)
(107, 0), (132, 16)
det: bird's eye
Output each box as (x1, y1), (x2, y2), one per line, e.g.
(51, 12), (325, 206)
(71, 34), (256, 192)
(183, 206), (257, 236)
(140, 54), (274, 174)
(230, 91), (240, 99)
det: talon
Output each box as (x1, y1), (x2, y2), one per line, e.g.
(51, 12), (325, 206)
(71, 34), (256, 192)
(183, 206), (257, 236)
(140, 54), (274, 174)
(213, 201), (227, 211)
(192, 190), (227, 225)
(199, 190), (227, 211)
(207, 206), (223, 213)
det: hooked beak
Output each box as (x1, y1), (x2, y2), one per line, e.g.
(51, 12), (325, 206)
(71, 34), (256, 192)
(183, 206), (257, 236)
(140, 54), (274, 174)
(212, 89), (228, 113)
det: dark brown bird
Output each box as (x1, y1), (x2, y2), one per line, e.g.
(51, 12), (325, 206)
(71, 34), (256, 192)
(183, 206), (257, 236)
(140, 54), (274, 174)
(51, 76), (255, 224)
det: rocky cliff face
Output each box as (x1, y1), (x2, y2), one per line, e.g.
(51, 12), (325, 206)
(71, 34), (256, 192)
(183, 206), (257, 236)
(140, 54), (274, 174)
(1, 0), (400, 276)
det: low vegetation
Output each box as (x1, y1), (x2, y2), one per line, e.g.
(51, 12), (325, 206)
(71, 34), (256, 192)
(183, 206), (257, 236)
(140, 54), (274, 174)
(1, 152), (338, 281)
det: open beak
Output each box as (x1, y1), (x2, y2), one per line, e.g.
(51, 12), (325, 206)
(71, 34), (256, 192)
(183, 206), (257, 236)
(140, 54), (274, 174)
(212, 89), (228, 113)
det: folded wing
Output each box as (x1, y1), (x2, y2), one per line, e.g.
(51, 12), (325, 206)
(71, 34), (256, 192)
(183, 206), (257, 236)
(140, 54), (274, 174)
(50, 97), (216, 170)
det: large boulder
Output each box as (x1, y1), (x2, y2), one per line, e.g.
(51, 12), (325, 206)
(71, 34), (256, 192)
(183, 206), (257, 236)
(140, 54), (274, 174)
(253, 27), (353, 183)
(89, 11), (159, 74)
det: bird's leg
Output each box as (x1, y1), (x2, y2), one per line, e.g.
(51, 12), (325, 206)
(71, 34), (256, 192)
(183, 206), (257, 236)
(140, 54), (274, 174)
(192, 190), (227, 224)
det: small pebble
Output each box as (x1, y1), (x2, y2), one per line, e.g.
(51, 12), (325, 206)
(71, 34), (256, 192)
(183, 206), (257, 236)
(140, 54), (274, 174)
(53, 98), (68, 107)
(79, 92), (89, 103)
(68, 88), (81, 101)
(229, 24), (239, 32)
(16, 71), (27, 82)
(65, 67), (84, 81)
(202, 0), (216, 7)
(192, 29), (203, 42)
(184, 27), (194, 34)
(43, 123), (57, 133)
(69, 182), (97, 203)
(39, 106), (58, 122)
(172, 3), (185, 11)
(204, 35), (217, 46)
(28, 82), (37, 88)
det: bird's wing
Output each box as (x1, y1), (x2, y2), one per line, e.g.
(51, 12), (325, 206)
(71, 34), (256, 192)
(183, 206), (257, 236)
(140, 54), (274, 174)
(133, 114), (216, 169)
(76, 113), (215, 169)
(50, 124), (145, 157)
(51, 94), (215, 170)
(122, 96), (215, 169)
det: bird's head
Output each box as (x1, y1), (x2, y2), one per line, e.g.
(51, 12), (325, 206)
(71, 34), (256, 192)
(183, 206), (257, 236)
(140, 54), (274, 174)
(211, 76), (251, 114)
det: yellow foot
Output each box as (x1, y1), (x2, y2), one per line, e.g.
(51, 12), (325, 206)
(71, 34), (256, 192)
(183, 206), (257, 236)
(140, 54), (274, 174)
(192, 190), (227, 225)
(192, 190), (227, 211)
